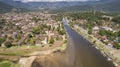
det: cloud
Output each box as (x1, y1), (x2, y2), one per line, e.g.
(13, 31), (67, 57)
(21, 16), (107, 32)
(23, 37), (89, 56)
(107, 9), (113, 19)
(14, 0), (99, 2)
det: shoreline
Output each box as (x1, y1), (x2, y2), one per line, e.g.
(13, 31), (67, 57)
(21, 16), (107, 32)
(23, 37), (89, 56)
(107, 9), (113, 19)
(71, 25), (120, 67)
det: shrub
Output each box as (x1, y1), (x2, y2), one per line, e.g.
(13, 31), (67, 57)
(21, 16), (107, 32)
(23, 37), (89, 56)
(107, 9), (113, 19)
(113, 43), (120, 49)
(0, 38), (5, 46)
(32, 27), (40, 34)
(49, 37), (54, 44)
(88, 29), (92, 35)
(112, 16), (120, 23)
(0, 61), (16, 67)
(5, 42), (12, 48)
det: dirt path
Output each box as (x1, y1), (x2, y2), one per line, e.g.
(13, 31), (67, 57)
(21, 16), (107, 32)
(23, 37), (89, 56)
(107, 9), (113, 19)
(18, 56), (37, 67)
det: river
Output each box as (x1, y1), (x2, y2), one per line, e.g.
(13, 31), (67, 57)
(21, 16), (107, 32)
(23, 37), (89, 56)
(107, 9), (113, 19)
(64, 24), (115, 67)
(32, 18), (115, 67)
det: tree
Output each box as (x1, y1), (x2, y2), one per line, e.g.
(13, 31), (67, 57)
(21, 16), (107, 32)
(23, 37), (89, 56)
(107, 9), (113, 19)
(32, 27), (40, 34)
(88, 29), (92, 35)
(5, 42), (12, 48)
(99, 30), (113, 37)
(112, 16), (120, 23)
(32, 17), (41, 22)
(0, 38), (5, 46)
(49, 37), (54, 44)
(113, 43), (120, 49)
(113, 32), (119, 37)
(57, 25), (60, 31)
(58, 30), (65, 35)
(118, 38), (120, 43)
(47, 25), (51, 30)
(29, 38), (35, 45)
(0, 19), (5, 28)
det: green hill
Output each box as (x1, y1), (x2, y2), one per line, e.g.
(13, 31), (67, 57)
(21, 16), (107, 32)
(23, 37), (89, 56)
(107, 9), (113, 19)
(55, 0), (120, 13)
(0, 2), (16, 13)
(0, 2), (28, 13)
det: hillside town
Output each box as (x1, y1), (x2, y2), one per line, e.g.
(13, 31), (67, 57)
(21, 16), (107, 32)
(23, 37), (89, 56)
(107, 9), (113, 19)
(0, 12), (66, 48)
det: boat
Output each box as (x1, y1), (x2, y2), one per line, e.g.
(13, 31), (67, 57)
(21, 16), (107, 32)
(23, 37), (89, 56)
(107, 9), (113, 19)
(107, 57), (112, 61)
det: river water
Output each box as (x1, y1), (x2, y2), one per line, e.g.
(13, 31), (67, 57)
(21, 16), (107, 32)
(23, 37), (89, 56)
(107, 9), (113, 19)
(64, 24), (115, 67)
(32, 19), (115, 67)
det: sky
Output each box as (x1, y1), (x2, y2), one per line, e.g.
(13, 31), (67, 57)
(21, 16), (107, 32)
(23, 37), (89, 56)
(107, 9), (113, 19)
(13, 0), (99, 2)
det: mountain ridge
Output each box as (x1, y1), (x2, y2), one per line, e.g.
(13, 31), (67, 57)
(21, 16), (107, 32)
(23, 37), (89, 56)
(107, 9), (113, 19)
(0, 1), (28, 13)
(0, 0), (120, 13)
(0, 1), (17, 13)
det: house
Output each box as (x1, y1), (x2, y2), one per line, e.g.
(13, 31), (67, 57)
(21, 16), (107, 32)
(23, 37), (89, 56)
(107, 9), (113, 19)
(102, 15), (113, 21)
(12, 32), (17, 39)
(41, 36), (48, 45)
(7, 33), (12, 38)
(93, 26), (99, 31)
(1, 42), (5, 47)
(92, 26), (99, 36)
(101, 26), (113, 31)
(35, 39), (41, 46)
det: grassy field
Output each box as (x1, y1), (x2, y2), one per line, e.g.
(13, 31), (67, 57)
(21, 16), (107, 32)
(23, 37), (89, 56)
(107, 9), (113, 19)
(0, 41), (65, 56)
(0, 60), (19, 67)
(0, 45), (42, 56)
(60, 43), (67, 52)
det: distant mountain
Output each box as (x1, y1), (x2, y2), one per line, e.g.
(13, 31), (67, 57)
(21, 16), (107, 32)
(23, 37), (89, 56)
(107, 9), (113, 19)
(0, 0), (30, 9)
(0, 1), (16, 13)
(0, 0), (120, 13)
(96, 0), (120, 12)
(0, 1), (28, 13)
(56, 0), (120, 13)
(0, 0), (99, 10)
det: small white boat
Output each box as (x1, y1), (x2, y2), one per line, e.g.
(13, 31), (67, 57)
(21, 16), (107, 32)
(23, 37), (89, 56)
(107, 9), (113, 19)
(95, 46), (99, 49)
(107, 57), (112, 61)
